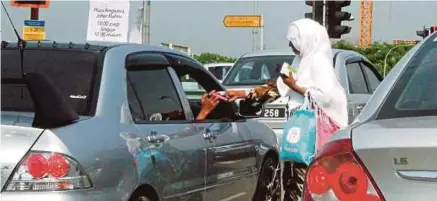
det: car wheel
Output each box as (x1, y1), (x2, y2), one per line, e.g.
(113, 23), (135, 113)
(253, 157), (280, 201)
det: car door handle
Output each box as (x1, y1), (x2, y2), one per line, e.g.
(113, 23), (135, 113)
(203, 129), (218, 142)
(147, 134), (169, 144)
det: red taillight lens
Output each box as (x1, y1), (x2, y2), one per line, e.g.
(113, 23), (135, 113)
(48, 153), (70, 178)
(27, 153), (70, 178)
(27, 153), (49, 179)
(303, 139), (385, 201)
(5, 151), (92, 191)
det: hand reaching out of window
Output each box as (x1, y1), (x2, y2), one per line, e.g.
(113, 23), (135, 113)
(196, 90), (220, 120)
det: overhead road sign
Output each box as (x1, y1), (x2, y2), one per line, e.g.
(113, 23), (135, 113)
(23, 20), (46, 41)
(223, 15), (262, 28)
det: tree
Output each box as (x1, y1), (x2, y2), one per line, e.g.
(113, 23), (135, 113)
(193, 52), (237, 64)
(332, 41), (414, 76)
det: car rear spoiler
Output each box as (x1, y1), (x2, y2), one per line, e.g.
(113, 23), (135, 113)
(1, 73), (79, 128)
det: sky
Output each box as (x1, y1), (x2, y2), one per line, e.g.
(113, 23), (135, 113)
(1, 1), (437, 57)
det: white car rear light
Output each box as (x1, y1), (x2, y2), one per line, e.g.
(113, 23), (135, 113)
(303, 139), (385, 201)
(4, 151), (92, 191)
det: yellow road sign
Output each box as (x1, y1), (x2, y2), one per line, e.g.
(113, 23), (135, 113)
(223, 15), (261, 28)
(23, 20), (46, 41)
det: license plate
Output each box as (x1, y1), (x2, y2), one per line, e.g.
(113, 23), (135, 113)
(261, 107), (286, 118)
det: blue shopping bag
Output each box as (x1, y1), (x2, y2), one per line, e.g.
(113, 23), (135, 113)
(279, 96), (317, 165)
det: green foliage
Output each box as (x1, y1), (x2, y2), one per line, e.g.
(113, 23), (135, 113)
(332, 41), (414, 76)
(193, 52), (237, 64)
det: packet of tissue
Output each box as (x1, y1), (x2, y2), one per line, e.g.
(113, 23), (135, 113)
(280, 62), (298, 78)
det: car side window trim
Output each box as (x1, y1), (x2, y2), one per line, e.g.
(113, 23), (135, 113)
(125, 52), (193, 125)
(359, 61), (382, 93)
(345, 56), (364, 65)
(345, 56), (371, 94)
(167, 66), (195, 121)
(360, 61), (383, 81)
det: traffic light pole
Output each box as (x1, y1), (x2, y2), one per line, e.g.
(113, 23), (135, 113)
(30, 8), (39, 20)
(260, 15), (264, 50)
(322, 0), (326, 27)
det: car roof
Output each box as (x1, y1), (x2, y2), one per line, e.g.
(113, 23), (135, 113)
(1, 40), (191, 57)
(204, 63), (234, 68)
(240, 48), (355, 58)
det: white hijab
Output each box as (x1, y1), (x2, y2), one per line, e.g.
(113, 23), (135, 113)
(285, 19), (348, 127)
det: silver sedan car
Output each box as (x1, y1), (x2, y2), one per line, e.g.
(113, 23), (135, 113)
(1, 41), (281, 201)
(303, 33), (437, 201)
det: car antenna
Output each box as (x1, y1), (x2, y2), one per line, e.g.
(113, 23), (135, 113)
(1, 1), (26, 77)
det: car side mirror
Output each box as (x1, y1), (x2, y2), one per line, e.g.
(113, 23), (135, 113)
(236, 100), (261, 118)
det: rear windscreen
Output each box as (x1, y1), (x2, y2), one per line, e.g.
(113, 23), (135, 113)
(1, 49), (101, 116)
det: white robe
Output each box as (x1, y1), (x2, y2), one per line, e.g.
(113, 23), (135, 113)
(279, 19), (348, 128)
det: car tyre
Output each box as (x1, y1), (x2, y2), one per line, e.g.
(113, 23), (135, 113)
(253, 156), (281, 201)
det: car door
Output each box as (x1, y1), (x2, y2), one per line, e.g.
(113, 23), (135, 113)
(167, 54), (258, 201)
(125, 52), (208, 201)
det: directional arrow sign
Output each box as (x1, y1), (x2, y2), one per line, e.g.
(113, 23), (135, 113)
(223, 15), (262, 28)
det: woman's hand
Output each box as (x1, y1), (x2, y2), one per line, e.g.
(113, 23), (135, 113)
(281, 74), (306, 96)
(196, 90), (220, 120)
(226, 90), (247, 102)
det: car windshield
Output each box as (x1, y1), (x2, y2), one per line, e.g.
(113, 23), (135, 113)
(377, 33), (437, 119)
(1, 49), (101, 116)
(208, 65), (232, 80)
(222, 55), (295, 85)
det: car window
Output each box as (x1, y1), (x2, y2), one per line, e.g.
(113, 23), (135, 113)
(361, 62), (381, 92)
(377, 34), (437, 119)
(346, 62), (369, 94)
(223, 55), (294, 85)
(173, 66), (236, 120)
(127, 67), (186, 122)
(1, 49), (100, 116)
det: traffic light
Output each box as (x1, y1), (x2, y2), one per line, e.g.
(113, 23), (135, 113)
(304, 0), (324, 25)
(11, 1), (50, 8)
(326, 0), (352, 39)
(416, 27), (430, 39)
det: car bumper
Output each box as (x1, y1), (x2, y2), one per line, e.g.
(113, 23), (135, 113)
(0, 188), (126, 201)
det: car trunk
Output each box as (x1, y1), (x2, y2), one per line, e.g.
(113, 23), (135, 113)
(0, 113), (45, 189)
(352, 116), (437, 200)
(225, 85), (289, 129)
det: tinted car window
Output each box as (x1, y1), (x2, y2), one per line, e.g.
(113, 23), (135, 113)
(223, 55), (294, 85)
(173, 66), (236, 120)
(1, 49), (100, 116)
(209, 66), (225, 80)
(361, 62), (381, 92)
(377, 34), (437, 119)
(346, 62), (369, 94)
(127, 68), (186, 122)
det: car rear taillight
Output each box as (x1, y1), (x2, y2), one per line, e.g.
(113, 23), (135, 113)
(303, 139), (385, 201)
(4, 151), (92, 191)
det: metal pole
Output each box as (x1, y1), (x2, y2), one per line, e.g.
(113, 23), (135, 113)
(146, 0), (151, 44)
(30, 8), (39, 20)
(383, 44), (409, 77)
(252, 0), (257, 51)
(142, 0), (151, 44)
(260, 15), (264, 50)
(322, 0), (326, 27)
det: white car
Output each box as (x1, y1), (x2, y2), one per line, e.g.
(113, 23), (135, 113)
(204, 63), (234, 82)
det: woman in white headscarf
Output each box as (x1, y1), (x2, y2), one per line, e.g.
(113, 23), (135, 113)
(279, 19), (348, 201)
